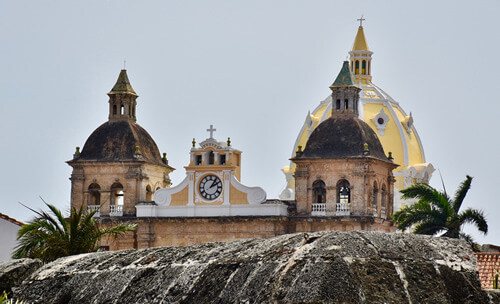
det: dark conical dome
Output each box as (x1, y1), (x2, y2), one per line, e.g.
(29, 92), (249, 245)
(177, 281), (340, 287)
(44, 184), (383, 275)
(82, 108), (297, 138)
(79, 120), (166, 166)
(298, 116), (388, 161)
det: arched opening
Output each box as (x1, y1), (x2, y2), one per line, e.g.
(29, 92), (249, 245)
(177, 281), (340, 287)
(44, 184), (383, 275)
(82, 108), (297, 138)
(312, 180), (326, 204)
(208, 151), (215, 165)
(344, 99), (349, 110)
(381, 184), (387, 219)
(362, 60), (366, 75)
(88, 183), (101, 205)
(336, 179), (351, 215)
(355, 61), (360, 74)
(311, 180), (326, 216)
(368, 61), (371, 75)
(372, 182), (378, 216)
(120, 105), (124, 115)
(146, 185), (153, 201)
(113, 105), (117, 115)
(336, 99), (341, 110)
(110, 183), (124, 216)
(87, 183), (101, 216)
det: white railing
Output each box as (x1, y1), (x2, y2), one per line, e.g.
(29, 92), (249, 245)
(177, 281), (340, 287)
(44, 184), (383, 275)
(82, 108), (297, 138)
(380, 206), (386, 219)
(110, 205), (123, 217)
(87, 205), (100, 217)
(373, 206), (378, 217)
(336, 202), (351, 216)
(311, 203), (326, 216)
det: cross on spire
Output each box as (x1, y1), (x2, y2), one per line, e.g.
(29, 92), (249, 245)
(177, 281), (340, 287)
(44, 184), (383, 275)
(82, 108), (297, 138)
(207, 124), (216, 139)
(357, 15), (365, 27)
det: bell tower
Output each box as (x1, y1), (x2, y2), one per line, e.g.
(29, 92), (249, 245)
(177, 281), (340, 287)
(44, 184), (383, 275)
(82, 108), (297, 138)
(108, 69), (138, 122)
(349, 17), (373, 85)
(330, 61), (362, 117)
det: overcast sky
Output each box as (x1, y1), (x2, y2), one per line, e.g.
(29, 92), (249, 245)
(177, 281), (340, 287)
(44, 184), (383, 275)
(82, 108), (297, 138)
(1, 1), (499, 245)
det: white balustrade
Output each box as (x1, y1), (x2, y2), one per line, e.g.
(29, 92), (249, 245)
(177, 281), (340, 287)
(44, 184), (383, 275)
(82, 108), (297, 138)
(336, 202), (351, 216)
(110, 205), (123, 217)
(87, 205), (100, 217)
(311, 203), (326, 216)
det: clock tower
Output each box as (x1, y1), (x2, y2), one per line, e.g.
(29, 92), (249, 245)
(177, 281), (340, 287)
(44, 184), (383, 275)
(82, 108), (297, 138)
(137, 126), (287, 217)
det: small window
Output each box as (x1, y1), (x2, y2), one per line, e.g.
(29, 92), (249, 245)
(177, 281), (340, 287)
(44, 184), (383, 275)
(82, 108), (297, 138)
(336, 99), (341, 110)
(345, 99), (349, 110)
(195, 155), (202, 165)
(146, 185), (152, 201)
(99, 246), (110, 252)
(208, 151), (215, 165)
(362, 60), (366, 75)
(113, 105), (117, 115)
(355, 61), (360, 74)
(120, 105), (124, 115)
(219, 155), (226, 165)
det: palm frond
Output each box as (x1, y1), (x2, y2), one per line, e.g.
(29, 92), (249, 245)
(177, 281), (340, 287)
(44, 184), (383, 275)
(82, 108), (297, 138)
(459, 208), (488, 235)
(413, 221), (446, 235)
(452, 175), (472, 214)
(401, 184), (452, 216)
(392, 201), (447, 233)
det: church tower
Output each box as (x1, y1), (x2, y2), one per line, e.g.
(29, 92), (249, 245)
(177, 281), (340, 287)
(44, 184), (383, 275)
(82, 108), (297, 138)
(292, 61), (398, 230)
(67, 70), (174, 218)
(138, 126), (286, 217)
(281, 21), (434, 212)
(349, 20), (373, 85)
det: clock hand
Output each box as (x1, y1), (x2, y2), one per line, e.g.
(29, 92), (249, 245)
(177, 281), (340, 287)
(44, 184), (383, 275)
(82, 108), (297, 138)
(209, 180), (220, 189)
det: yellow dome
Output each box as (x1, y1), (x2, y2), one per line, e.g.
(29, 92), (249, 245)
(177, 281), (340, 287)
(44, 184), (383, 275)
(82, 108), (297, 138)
(280, 25), (434, 209)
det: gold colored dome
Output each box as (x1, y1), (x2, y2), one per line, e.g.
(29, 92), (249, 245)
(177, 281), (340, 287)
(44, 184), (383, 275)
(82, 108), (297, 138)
(280, 25), (434, 209)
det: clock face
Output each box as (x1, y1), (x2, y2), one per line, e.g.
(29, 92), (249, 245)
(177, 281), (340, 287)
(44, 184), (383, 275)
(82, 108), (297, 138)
(199, 175), (223, 200)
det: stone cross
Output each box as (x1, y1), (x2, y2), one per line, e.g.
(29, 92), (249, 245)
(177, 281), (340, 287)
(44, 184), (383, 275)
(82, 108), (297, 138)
(357, 15), (365, 27)
(207, 124), (216, 139)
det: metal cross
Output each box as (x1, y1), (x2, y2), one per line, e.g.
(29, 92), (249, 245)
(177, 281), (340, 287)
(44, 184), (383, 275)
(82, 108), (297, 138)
(357, 15), (365, 27)
(207, 124), (216, 139)
(124, 60), (127, 69)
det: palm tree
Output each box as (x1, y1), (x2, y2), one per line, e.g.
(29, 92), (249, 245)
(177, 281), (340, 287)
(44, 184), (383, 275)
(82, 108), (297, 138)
(12, 202), (136, 263)
(392, 175), (487, 249)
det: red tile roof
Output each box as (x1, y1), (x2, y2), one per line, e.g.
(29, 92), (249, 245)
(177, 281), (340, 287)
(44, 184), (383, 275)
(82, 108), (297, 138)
(0, 213), (24, 226)
(475, 252), (500, 289)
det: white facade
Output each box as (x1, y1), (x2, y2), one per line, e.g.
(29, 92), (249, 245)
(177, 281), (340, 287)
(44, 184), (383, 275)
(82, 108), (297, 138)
(0, 216), (22, 261)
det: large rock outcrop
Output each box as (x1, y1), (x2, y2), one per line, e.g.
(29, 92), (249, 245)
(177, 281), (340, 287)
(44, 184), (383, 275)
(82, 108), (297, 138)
(0, 258), (42, 294)
(10, 231), (496, 303)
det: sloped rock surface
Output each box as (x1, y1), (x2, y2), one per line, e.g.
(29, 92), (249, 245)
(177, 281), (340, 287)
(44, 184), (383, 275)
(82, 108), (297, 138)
(0, 258), (42, 294)
(13, 231), (493, 303)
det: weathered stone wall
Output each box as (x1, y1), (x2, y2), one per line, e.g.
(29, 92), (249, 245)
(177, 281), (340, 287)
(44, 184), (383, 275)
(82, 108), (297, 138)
(99, 216), (395, 251)
(9, 231), (497, 303)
